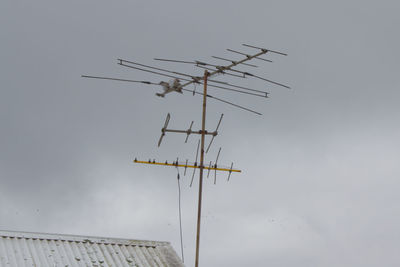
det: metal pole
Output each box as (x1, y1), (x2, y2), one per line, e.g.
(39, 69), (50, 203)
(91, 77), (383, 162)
(195, 70), (208, 267)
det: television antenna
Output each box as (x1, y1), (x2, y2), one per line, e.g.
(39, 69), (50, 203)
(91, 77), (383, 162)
(82, 44), (289, 267)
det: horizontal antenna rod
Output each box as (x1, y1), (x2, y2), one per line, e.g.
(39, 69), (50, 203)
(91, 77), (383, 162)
(227, 49), (273, 62)
(221, 68), (291, 89)
(154, 58), (202, 64)
(242, 44), (287, 56)
(81, 75), (158, 85)
(154, 58), (216, 67)
(119, 61), (183, 81)
(207, 94), (262, 115)
(181, 88), (262, 115)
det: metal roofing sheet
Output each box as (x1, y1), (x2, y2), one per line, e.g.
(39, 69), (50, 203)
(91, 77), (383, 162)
(0, 230), (184, 267)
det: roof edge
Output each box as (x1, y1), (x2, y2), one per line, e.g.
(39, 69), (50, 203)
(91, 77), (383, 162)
(0, 229), (170, 247)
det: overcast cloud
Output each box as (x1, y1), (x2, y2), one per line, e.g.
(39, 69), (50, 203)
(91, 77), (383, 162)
(1, 1), (399, 266)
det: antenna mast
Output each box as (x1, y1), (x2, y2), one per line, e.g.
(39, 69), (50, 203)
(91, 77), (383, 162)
(83, 44), (289, 267)
(195, 70), (208, 267)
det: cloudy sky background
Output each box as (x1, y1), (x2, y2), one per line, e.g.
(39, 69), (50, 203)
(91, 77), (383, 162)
(1, 1), (399, 266)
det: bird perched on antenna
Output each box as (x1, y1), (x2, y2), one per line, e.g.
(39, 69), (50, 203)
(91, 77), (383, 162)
(156, 78), (183, 97)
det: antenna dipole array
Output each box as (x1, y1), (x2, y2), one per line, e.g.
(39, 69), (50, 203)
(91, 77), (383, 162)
(82, 44), (289, 267)
(156, 113), (223, 149)
(133, 158), (240, 175)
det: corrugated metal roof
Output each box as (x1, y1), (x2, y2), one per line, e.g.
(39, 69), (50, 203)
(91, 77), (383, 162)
(0, 230), (184, 267)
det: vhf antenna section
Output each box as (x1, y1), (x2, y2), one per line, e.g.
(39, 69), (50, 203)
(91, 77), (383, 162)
(118, 58), (269, 98)
(158, 113), (224, 148)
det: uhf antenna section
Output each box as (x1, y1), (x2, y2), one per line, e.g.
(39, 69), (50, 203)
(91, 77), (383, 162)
(133, 158), (240, 177)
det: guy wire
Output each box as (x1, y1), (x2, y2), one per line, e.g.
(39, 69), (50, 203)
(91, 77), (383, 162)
(176, 167), (185, 262)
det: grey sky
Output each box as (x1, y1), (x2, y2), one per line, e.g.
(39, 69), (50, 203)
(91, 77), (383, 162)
(1, 0), (399, 266)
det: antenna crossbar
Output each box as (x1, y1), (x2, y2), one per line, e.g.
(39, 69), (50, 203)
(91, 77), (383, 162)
(211, 56), (258, 67)
(196, 65), (246, 78)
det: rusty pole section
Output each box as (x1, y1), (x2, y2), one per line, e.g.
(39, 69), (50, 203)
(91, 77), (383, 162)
(195, 70), (208, 267)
